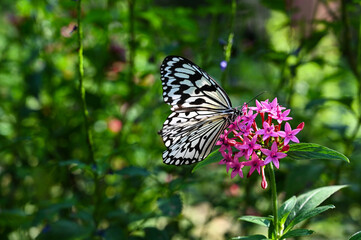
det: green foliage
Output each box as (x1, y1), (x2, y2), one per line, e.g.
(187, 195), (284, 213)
(285, 143), (350, 162)
(238, 216), (271, 227)
(349, 231), (361, 240)
(232, 235), (268, 240)
(192, 148), (222, 173)
(238, 186), (345, 240)
(157, 194), (183, 217)
(0, 0), (361, 239)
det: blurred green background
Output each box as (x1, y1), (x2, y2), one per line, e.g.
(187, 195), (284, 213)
(0, 0), (360, 239)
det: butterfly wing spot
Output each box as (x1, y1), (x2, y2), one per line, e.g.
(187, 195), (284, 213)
(189, 98), (206, 105)
(165, 140), (171, 147)
(174, 72), (189, 79)
(175, 67), (195, 75)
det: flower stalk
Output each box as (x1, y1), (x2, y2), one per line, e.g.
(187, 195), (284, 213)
(267, 163), (280, 239)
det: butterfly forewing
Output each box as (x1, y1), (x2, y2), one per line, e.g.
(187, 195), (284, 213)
(159, 56), (236, 165)
(160, 56), (232, 111)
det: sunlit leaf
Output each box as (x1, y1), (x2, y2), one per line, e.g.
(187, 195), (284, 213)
(285, 143), (349, 163)
(231, 235), (269, 240)
(349, 231), (361, 240)
(289, 205), (335, 228)
(280, 229), (314, 239)
(238, 216), (271, 227)
(278, 196), (296, 224)
(286, 185), (347, 229)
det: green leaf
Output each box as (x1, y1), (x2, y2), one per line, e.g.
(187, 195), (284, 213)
(59, 160), (94, 177)
(280, 229), (314, 239)
(36, 220), (92, 240)
(238, 216), (271, 227)
(286, 185), (346, 228)
(285, 143), (349, 163)
(349, 231), (361, 240)
(278, 196), (296, 226)
(306, 97), (353, 110)
(192, 149), (221, 173)
(33, 201), (75, 223)
(116, 166), (150, 177)
(290, 204), (335, 228)
(301, 30), (327, 53)
(157, 194), (182, 217)
(144, 227), (169, 240)
(294, 185), (345, 213)
(59, 159), (88, 169)
(231, 235), (269, 240)
(0, 209), (29, 227)
(103, 227), (126, 240)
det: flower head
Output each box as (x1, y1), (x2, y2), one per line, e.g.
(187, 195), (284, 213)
(217, 97), (304, 188)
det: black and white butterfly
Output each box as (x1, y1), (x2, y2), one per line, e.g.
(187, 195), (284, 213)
(159, 56), (241, 166)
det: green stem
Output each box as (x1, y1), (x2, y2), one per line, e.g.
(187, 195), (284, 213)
(267, 164), (279, 240)
(77, 0), (100, 231)
(339, 0), (361, 174)
(77, 0), (95, 165)
(128, 0), (135, 84)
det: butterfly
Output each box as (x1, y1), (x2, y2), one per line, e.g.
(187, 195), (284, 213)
(159, 56), (241, 165)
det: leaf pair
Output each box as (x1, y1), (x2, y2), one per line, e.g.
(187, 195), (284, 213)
(235, 185), (346, 239)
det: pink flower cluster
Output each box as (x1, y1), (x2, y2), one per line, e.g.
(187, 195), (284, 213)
(216, 98), (304, 188)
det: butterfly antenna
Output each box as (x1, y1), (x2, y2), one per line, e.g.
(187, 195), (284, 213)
(234, 91), (267, 110)
(247, 91), (267, 105)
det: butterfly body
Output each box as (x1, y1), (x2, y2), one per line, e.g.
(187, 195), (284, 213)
(159, 56), (240, 165)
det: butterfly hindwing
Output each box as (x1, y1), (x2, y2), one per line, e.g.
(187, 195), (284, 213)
(159, 56), (236, 165)
(161, 115), (229, 165)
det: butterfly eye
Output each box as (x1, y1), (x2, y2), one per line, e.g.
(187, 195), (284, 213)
(159, 56), (240, 165)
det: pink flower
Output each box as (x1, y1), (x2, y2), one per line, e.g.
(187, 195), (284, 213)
(278, 122), (301, 145)
(272, 107), (292, 123)
(256, 121), (280, 141)
(227, 116), (241, 131)
(249, 99), (265, 112)
(241, 110), (258, 127)
(235, 136), (261, 159)
(234, 148), (247, 160)
(235, 121), (252, 137)
(219, 150), (234, 173)
(244, 152), (264, 177)
(261, 142), (287, 169)
(229, 161), (244, 178)
(262, 98), (279, 114)
(216, 130), (235, 153)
